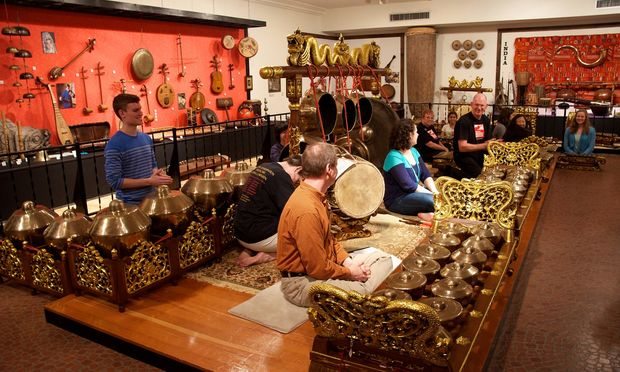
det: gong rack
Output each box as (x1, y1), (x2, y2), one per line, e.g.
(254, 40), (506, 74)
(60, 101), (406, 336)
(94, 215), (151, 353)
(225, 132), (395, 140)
(0, 208), (231, 312)
(259, 65), (391, 155)
(307, 145), (557, 371)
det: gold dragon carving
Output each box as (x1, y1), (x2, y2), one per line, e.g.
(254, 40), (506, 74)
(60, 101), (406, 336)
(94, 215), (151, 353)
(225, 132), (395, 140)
(308, 283), (450, 367)
(287, 29), (381, 68)
(125, 240), (171, 294)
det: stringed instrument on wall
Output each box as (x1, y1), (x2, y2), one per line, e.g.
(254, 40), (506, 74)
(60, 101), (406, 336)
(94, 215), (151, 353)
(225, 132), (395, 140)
(228, 64), (235, 89)
(140, 84), (155, 124)
(177, 34), (186, 78)
(79, 66), (93, 115)
(95, 62), (108, 112)
(48, 38), (96, 81)
(189, 78), (205, 110)
(36, 77), (74, 145)
(210, 56), (223, 94)
(156, 63), (175, 108)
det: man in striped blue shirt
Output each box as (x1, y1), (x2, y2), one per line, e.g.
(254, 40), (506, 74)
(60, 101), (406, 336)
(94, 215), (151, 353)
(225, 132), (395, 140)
(104, 94), (172, 204)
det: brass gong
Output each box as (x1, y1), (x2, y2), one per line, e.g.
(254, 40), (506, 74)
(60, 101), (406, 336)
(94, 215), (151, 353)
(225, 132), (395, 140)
(131, 48), (154, 81)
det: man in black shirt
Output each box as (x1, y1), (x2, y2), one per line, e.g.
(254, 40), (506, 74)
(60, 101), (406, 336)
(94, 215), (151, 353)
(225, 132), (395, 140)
(415, 109), (451, 163)
(234, 156), (302, 267)
(453, 93), (496, 178)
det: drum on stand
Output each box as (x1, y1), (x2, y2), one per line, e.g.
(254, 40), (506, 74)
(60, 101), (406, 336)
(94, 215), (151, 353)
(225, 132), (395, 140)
(329, 153), (385, 219)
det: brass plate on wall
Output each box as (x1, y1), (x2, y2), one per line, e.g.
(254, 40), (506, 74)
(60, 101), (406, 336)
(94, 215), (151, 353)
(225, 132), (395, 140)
(463, 60), (472, 69)
(458, 50), (467, 60)
(451, 40), (462, 50)
(475, 39), (485, 50)
(474, 59), (483, 69)
(468, 50), (478, 59)
(131, 48), (154, 81)
(453, 59), (462, 68)
(463, 40), (473, 50)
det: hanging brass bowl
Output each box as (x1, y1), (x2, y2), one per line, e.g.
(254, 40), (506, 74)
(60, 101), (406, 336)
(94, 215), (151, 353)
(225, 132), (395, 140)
(385, 271), (427, 300)
(19, 72), (34, 80)
(440, 262), (479, 284)
(131, 48), (154, 81)
(89, 200), (151, 257)
(2, 26), (17, 35)
(431, 278), (473, 303)
(451, 246), (487, 270)
(13, 26), (30, 36)
(14, 49), (32, 58)
(9, 64), (20, 70)
(4, 201), (58, 245)
(139, 185), (194, 236)
(401, 255), (441, 281)
(181, 169), (233, 215)
(372, 288), (412, 301)
(221, 162), (254, 202)
(428, 232), (461, 252)
(23, 92), (35, 99)
(6, 46), (19, 54)
(419, 297), (463, 325)
(43, 208), (91, 251)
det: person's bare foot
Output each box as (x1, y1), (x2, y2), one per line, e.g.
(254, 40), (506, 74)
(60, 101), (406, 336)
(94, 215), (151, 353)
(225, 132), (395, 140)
(417, 212), (434, 222)
(236, 249), (276, 267)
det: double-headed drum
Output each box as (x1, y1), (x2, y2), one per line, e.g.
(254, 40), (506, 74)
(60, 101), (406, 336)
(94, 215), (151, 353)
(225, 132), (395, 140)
(330, 155), (384, 219)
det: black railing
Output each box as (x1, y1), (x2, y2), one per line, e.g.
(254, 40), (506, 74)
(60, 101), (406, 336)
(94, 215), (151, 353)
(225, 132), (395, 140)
(0, 113), (290, 223)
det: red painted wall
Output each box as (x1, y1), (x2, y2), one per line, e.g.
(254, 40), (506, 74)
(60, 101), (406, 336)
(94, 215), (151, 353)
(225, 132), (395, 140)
(0, 5), (249, 145)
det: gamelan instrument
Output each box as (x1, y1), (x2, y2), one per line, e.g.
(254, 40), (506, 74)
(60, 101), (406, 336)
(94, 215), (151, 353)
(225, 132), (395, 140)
(131, 48), (154, 81)
(329, 150), (384, 219)
(189, 78), (205, 110)
(210, 56), (224, 94)
(48, 38), (95, 81)
(79, 66), (93, 115)
(156, 63), (175, 108)
(140, 84), (155, 123)
(176, 34), (186, 78)
(228, 64), (235, 89)
(36, 77), (74, 145)
(95, 62), (108, 112)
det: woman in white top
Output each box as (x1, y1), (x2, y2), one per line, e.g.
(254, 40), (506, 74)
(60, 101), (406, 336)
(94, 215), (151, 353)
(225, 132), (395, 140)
(441, 111), (457, 139)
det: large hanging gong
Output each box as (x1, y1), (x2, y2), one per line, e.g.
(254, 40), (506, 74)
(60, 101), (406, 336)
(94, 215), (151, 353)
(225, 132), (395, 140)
(131, 48), (154, 81)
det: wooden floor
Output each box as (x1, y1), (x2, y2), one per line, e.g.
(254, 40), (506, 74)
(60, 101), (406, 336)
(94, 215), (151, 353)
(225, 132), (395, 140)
(44, 279), (316, 371)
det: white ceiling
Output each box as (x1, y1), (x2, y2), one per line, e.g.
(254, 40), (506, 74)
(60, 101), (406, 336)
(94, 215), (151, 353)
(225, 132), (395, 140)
(280, 0), (425, 11)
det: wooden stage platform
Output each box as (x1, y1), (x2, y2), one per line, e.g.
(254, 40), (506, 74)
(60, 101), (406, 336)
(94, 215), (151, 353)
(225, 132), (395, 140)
(44, 279), (316, 371)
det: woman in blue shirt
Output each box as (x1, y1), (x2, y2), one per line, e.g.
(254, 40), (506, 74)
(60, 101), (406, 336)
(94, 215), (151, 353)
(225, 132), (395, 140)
(564, 109), (596, 155)
(383, 119), (438, 221)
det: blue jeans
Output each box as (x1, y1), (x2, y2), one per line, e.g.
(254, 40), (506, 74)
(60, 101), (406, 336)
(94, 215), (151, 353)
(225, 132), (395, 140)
(387, 192), (434, 216)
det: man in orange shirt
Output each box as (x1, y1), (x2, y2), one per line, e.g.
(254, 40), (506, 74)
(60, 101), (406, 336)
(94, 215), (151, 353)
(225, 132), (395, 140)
(277, 142), (393, 307)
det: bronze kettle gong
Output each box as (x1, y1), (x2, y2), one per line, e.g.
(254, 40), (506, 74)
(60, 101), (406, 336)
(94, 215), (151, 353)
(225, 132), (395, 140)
(139, 185), (194, 235)
(5, 201), (58, 245)
(43, 208), (91, 251)
(89, 200), (151, 257)
(181, 169), (233, 215)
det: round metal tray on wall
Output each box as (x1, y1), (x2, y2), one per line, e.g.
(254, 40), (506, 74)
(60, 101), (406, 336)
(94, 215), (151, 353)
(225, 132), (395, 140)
(131, 48), (154, 81)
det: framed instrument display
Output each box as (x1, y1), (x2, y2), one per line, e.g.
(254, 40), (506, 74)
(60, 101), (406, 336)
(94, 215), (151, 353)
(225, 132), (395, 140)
(238, 36), (258, 58)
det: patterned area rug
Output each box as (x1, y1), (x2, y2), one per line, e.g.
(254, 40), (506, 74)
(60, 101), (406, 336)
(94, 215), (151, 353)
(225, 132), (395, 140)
(186, 213), (429, 293)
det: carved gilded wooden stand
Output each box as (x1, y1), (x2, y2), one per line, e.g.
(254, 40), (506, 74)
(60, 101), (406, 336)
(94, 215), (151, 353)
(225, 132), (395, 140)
(0, 239), (72, 297)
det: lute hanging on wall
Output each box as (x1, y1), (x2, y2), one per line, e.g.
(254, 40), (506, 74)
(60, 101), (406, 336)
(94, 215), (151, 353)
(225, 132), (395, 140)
(210, 56), (223, 94)
(189, 78), (205, 110)
(48, 38), (96, 81)
(35, 77), (74, 145)
(156, 63), (175, 108)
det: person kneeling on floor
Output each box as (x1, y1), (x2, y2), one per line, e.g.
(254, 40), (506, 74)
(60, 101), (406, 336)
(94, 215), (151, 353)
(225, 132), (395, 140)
(233, 155), (302, 267)
(277, 142), (394, 307)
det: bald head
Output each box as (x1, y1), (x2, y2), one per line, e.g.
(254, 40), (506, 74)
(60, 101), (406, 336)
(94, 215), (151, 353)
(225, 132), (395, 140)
(470, 93), (488, 119)
(300, 142), (338, 179)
